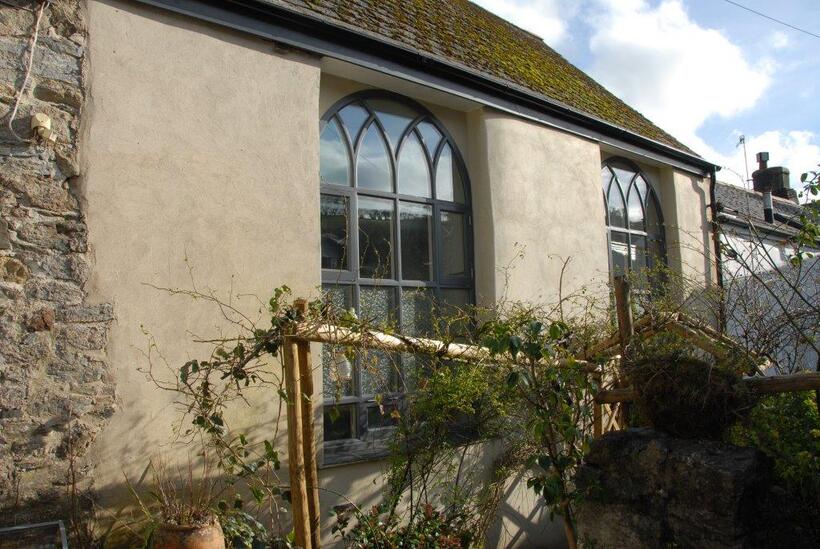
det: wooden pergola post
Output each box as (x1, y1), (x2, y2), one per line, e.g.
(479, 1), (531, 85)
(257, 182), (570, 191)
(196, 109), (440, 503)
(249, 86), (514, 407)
(283, 323), (312, 548)
(612, 275), (634, 428)
(294, 299), (321, 548)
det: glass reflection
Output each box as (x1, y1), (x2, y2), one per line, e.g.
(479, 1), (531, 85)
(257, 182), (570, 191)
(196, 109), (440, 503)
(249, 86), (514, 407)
(357, 123), (392, 192)
(400, 202), (433, 281)
(320, 119), (350, 186)
(359, 197), (394, 278)
(398, 133), (431, 197)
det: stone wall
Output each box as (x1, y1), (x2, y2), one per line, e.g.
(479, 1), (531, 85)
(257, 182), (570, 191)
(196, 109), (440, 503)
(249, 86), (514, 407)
(0, 0), (113, 523)
(575, 429), (816, 548)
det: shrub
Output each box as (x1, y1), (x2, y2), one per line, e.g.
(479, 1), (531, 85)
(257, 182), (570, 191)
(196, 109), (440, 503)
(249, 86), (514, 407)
(728, 392), (820, 503)
(630, 352), (754, 439)
(333, 503), (476, 548)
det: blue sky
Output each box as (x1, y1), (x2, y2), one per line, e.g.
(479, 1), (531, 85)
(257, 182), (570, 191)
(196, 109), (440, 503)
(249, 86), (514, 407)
(471, 0), (820, 189)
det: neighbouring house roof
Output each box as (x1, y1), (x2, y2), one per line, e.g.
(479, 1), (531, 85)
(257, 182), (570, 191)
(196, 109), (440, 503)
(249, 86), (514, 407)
(715, 181), (806, 237)
(260, 0), (697, 156)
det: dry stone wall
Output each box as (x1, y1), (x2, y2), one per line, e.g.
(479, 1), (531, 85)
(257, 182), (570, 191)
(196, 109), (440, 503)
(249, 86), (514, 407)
(0, 0), (114, 523)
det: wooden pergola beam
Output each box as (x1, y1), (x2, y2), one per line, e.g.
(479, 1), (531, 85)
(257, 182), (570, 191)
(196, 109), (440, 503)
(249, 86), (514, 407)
(293, 322), (598, 373)
(595, 372), (820, 404)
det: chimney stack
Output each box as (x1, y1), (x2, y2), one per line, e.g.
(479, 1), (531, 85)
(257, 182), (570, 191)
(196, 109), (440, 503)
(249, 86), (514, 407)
(751, 151), (798, 205)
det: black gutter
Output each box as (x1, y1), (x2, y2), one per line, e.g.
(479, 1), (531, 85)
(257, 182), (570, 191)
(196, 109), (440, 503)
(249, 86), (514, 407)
(134, 0), (717, 175)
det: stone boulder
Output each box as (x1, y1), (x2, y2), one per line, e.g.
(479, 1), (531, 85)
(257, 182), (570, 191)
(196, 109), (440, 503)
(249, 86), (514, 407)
(575, 429), (815, 548)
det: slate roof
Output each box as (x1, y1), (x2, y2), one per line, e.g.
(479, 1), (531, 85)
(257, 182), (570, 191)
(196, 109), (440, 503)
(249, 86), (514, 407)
(715, 181), (805, 235)
(261, 0), (696, 155)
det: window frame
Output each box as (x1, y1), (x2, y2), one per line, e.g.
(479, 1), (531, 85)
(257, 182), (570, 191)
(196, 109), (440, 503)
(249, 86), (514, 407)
(601, 157), (667, 278)
(319, 90), (475, 465)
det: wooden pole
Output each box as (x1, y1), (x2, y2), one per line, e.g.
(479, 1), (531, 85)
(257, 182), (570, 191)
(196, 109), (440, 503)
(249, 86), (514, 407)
(294, 300), (321, 548)
(293, 323), (597, 373)
(595, 372), (820, 404)
(283, 335), (311, 549)
(612, 276), (633, 427)
(592, 370), (603, 438)
(613, 276), (634, 357)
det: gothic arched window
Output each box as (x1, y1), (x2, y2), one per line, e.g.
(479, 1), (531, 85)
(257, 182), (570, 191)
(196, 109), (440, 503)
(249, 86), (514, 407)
(602, 159), (665, 279)
(319, 91), (473, 452)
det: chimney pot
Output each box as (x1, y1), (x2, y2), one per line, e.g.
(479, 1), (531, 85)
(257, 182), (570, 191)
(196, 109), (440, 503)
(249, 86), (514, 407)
(756, 151), (769, 170)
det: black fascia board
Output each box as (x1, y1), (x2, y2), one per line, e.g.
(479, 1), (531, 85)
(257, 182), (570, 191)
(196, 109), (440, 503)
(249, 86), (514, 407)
(133, 0), (717, 175)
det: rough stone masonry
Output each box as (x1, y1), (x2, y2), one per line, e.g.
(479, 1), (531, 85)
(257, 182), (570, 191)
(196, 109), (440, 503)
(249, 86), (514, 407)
(0, 0), (114, 523)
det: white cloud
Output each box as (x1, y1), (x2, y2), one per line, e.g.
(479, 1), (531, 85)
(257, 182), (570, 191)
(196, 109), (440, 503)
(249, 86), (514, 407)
(472, 0), (818, 191)
(470, 0), (576, 44)
(586, 0), (773, 155)
(714, 131), (820, 195)
(769, 31), (791, 50)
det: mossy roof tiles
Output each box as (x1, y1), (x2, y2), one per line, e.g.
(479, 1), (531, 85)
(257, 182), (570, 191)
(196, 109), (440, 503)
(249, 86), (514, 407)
(262, 0), (697, 155)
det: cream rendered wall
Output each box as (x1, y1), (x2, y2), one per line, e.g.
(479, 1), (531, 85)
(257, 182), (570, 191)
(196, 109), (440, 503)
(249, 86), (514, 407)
(82, 0), (322, 516)
(660, 169), (716, 288)
(475, 110), (611, 305)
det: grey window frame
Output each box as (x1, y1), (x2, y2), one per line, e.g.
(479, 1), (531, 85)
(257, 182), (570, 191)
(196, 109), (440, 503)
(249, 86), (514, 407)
(319, 90), (475, 465)
(602, 157), (667, 277)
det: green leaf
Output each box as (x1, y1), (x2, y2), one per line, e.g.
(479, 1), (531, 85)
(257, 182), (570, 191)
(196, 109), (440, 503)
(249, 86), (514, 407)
(506, 371), (520, 388)
(549, 322), (568, 340)
(509, 336), (522, 358)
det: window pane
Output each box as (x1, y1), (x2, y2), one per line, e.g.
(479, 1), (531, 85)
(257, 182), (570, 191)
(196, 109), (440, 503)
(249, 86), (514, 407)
(631, 235), (648, 271)
(400, 202), (433, 281)
(338, 103), (369, 144)
(359, 286), (396, 327)
(610, 231), (628, 277)
(601, 167), (614, 193)
(435, 145), (465, 203)
(441, 211), (467, 277)
(633, 175), (648, 202)
(612, 166), (636, 191)
(416, 121), (442, 155)
(607, 183), (627, 228)
(439, 288), (471, 337)
(322, 285), (354, 399)
(324, 405), (355, 441)
(360, 350), (399, 395)
(398, 133), (431, 197)
(401, 288), (434, 337)
(648, 238), (664, 274)
(321, 195), (349, 270)
(368, 98), (416, 149)
(401, 353), (431, 393)
(357, 123), (392, 192)
(627, 187), (645, 231)
(368, 404), (399, 429)
(320, 119), (350, 186)
(359, 197), (394, 278)
(359, 287), (398, 395)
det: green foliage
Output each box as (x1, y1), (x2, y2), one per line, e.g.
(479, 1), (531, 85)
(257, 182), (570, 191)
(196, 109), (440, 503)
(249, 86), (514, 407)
(728, 392), (820, 502)
(332, 503), (476, 548)
(217, 498), (269, 549)
(792, 166), (820, 266)
(630, 351), (754, 439)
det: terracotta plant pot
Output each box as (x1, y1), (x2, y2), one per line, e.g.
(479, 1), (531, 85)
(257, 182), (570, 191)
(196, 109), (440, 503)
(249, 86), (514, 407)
(152, 522), (225, 549)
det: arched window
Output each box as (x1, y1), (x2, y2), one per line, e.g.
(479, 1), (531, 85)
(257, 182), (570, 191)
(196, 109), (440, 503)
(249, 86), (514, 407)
(601, 159), (665, 280)
(319, 91), (473, 450)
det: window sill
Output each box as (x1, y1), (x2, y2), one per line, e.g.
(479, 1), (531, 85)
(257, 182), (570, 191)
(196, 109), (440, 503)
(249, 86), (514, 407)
(321, 430), (394, 468)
